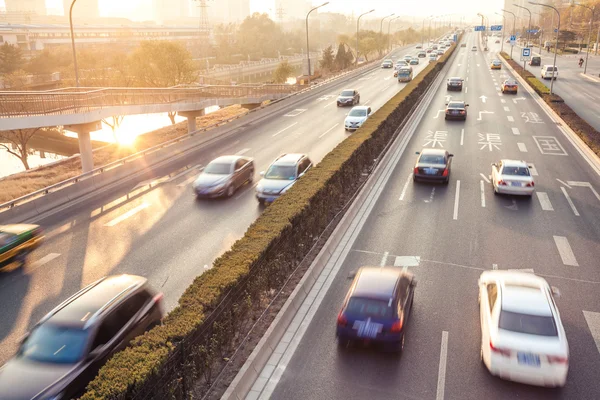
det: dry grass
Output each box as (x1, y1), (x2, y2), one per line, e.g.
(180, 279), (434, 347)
(0, 105), (249, 204)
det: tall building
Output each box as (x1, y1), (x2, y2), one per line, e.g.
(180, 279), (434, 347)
(154, 0), (190, 24)
(63, 0), (99, 19)
(208, 0), (250, 24)
(274, 0), (312, 22)
(5, 0), (46, 15)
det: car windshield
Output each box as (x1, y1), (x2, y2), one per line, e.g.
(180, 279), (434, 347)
(264, 165), (296, 180)
(0, 232), (14, 247)
(499, 310), (558, 337)
(450, 78), (461, 82)
(340, 90), (354, 96)
(504, 81), (517, 85)
(349, 109), (367, 117)
(204, 162), (231, 174)
(502, 166), (530, 176)
(493, 60), (501, 64)
(399, 70), (411, 76)
(448, 102), (464, 108)
(346, 297), (393, 319)
(420, 154), (446, 164)
(20, 325), (89, 364)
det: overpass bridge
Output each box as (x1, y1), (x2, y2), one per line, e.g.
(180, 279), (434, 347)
(0, 84), (299, 172)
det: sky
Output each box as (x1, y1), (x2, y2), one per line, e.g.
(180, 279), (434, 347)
(2, 0), (504, 22)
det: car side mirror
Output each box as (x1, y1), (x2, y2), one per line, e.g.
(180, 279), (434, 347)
(445, 103), (448, 106)
(465, 104), (469, 107)
(449, 154), (454, 157)
(259, 171), (265, 177)
(415, 151), (420, 155)
(347, 270), (357, 279)
(551, 286), (561, 297)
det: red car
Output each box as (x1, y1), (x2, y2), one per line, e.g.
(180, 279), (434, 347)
(501, 79), (518, 94)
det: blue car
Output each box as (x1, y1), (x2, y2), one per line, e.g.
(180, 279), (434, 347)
(336, 267), (416, 352)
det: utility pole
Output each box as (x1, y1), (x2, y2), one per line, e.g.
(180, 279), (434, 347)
(389, 16), (401, 53)
(514, 4), (532, 70)
(68, 0), (80, 87)
(305, 2), (329, 84)
(356, 9), (375, 66)
(572, 2), (595, 73)
(502, 9), (517, 59)
(529, 1), (560, 95)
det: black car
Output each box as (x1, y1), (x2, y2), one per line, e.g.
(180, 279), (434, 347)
(0, 275), (164, 400)
(413, 148), (454, 184)
(529, 56), (541, 66)
(446, 77), (463, 91)
(193, 155), (254, 198)
(445, 100), (468, 120)
(0, 224), (44, 268)
(336, 89), (360, 107)
(337, 267), (416, 352)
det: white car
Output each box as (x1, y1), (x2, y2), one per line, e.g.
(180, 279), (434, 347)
(344, 106), (372, 132)
(491, 159), (535, 196)
(541, 65), (558, 80)
(478, 270), (569, 387)
(472, 46), (477, 51)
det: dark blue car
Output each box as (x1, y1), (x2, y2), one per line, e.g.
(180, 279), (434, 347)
(336, 267), (416, 352)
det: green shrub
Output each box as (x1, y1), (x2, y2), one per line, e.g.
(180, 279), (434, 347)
(525, 77), (550, 96)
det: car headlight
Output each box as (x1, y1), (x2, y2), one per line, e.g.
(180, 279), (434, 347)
(256, 185), (263, 193)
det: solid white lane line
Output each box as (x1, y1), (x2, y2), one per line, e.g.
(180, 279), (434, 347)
(480, 180), (486, 208)
(480, 173), (490, 183)
(272, 122), (298, 137)
(436, 331), (449, 400)
(460, 129), (464, 146)
(318, 123), (339, 138)
(465, 87), (468, 93)
(503, 106), (510, 112)
(583, 311), (600, 356)
(512, 127), (520, 135)
(507, 115), (515, 122)
(380, 251), (389, 267)
(536, 192), (554, 211)
(453, 180), (461, 220)
(30, 253), (61, 268)
(553, 236), (579, 266)
(399, 173), (412, 201)
(517, 142), (528, 152)
(529, 164), (538, 176)
(236, 148), (251, 155)
(105, 203), (150, 227)
(561, 187), (580, 216)
(556, 179), (571, 189)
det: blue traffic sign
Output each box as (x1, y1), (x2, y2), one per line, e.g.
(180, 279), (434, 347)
(474, 25), (485, 31)
(490, 25), (503, 31)
(522, 48), (531, 57)
(510, 35), (516, 41)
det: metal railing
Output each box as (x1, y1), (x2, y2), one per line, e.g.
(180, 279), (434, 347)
(0, 85), (298, 119)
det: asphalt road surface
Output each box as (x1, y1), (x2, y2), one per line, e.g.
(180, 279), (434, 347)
(264, 32), (600, 400)
(0, 43), (438, 365)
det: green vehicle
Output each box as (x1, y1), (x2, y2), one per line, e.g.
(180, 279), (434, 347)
(0, 224), (44, 268)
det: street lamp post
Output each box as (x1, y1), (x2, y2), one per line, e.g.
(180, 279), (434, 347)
(305, 1), (329, 84)
(501, 9), (517, 60)
(356, 9), (375, 66)
(69, 0), (80, 87)
(388, 16), (401, 53)
(572, 2), (595, 74)
(421, 16), (433, 48)
(529, 1), (560, 95)
(495, 12), (506, 53)
(380, 13), (395, 34)
(514, 4), (532, 70)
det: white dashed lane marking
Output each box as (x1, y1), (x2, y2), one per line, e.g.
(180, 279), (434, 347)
(553, 236), (579, 266)
(512, 127), (520, 135)
(30, 253), (61, 269)
(105, 203), (150, 227)
(583, 311), (600, 356)
(517, 142), (527, 152)
(507, 116), (514, 122)
(536, 192), (554, 211)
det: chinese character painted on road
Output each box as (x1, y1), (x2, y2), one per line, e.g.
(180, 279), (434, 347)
(533, 136), (568, 155)
(423, 130), (447, 148)
(478, 133), (502, 151)
(521, 112), (544, 124)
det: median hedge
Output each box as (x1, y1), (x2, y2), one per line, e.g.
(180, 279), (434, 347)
(80, 41), (459, 400)
(500, 51), (600, 158)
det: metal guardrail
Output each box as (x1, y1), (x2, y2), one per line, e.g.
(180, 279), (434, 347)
(0, 85), (298, 119)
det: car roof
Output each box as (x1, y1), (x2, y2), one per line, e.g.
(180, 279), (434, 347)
(273, 153), (306, 165)
(0, 224), (39, 235)
(480, 270), (553, 315)
(447, 100), (465, 106)
(341, 88), (356, 92)
(503, 79), (517, 83)
(351, 106), (370, 111)
(42, 274), (147, 329)
(500, 159), (528, 167)
(351, 267), (411, 300)
(210, 155), (245, 164)
(449, 77), (462, 80)
(420, 148), (446, 156)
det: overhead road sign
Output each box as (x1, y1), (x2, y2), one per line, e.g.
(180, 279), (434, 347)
(490, 25), (503, 31)
(474, 25), (485, 31)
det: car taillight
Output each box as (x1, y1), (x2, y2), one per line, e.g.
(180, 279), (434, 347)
(442, 168), (449, 177)
(497, 180), (507, 186)
(490, 341), (511, 357)
(337, 311), (348, 327)
(526, 182), (535, 187)
(414, 167), (419, 175)
(153, 293), (164, 304)
(547, 355), (568, 364)
(460, 111), (465, 114)
(391, 317), (404, 333)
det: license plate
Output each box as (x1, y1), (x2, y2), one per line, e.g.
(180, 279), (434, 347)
(511, 182), (522, 187)
(452, 111), (458, 115)
(353, 319), (382, 339)
(425, 169), (438, 175)
(517, 352), (541, 367)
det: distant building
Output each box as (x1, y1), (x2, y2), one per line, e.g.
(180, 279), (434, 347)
(5, 0), (46, 15)
(63, 0), (99, 19)
(274, 0), (311, 22)
(208, 0), (250, 24)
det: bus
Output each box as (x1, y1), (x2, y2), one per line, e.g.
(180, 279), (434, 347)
(397, 67), (413, 82)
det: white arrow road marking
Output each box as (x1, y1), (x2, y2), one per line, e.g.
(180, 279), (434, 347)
(434, 109), (446, 119)
(556, 179), (571, 189)
(566, 181), (600, 202)
(479, 95), (487, 103)
(560, 187), (580, 216)
(513, 97), (526, 103)
(536, 192), (554, 211)
(553, 236), (579, 266)
(477, 111), (494, 120)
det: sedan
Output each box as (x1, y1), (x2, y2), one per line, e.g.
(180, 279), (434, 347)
(409, 57), (419, 65)
(381, 59), (393, 68)
(446, 77), (463, 91)
(193, 155), (254, 198)
(472, 46), (477, 51)
(460, 43), (467, 47)
(445, 100), (468, 120)
(479, 270), (568, 387)
(426, 48), (434, 53)
(501, 79), (518, 94)
(417, 51), (427, 58)
(344, 106), (372, 131)
(491, 159), (535, 196)
(490, 59), (502, 70)
(403, 55), (413, 62)
(413, 149), (453, 184)
(0, 224), (44, 268)
(336, 89), (360, 106)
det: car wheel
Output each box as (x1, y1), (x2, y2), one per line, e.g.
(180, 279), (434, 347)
(258, 198), (265, 206)
(413, 176), (418, 183)
(357, 97), (360, 104)
(15, 251), (28, 266)
(493, 186), (499, 195)
(444, 115), (448, 120)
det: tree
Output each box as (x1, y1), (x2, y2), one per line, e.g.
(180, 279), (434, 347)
(24, 49), (71, 75)
(0, 43), (24, 75)
(273, 60), (294, 83)
(129, 41), (198, 87)
(0, 128), (41, 170)
(238, 13), (283, 59)
(334, 43), (353, 70)
(319, 45), (335, 71)
(102, 116), (125, 142)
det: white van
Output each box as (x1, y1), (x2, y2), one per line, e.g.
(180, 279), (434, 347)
(541, 65), (558, 80)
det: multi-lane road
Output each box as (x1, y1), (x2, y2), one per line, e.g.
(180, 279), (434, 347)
(251, 32), (600, 400)
(0, 43), (439, 365)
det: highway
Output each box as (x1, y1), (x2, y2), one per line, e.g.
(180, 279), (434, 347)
(0, 44), (436, 365)
(255, 32), (600, 400)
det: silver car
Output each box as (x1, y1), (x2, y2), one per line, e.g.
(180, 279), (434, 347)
(256, 154), (312, 204)
(193, 155), (254, 198)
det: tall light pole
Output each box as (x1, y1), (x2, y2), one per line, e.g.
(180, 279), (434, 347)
(305, 2), (328, 84)
(380, 13), (395, 34)
(572, 2), (595, 74)
(495, 12), (506, 53)
(69, 0), (80, 87)
(477, 13), (486, 46)
(388, 16), (401, 53)
(530, 1), (560, 95)
(356, 9), (375, 66)
(502, 9), (517, 59)
(422, 15), (433, 47)
(514, 4), (532, 70)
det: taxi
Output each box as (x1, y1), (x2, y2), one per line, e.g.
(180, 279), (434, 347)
(0, 224), (44, 268)
(490, 59), (502, 70)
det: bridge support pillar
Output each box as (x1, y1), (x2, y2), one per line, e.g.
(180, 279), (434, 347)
(241, 103), (261, 111)
(179, 110), (205, 134)
(64, 120), (102, 173)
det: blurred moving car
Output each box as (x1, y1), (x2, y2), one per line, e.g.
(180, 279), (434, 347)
(478, 270), (568, 387)
(413, 149), (453, 184)
(193, 156), (254, 198)
(0, 224), (44, 268)
(336, 89), (360, 107)
(336, 267), (416, 352)
(403, 55), (413, 62)
(501, 79), (518, 94)
(255, 154), (312, 204)
(472, 46), (477, 51)
(447, 77), (464, 91)
(410, 57), (419, 65)
(416, 44), (423, 49)
(529, 56), (541, 66)
(491, 159), (535, 196)
(381, 59), (394, 68)
(495, 39), (500, 43)
(344, 106), (372, 131)
(0, 275), (164, 400)
(418, 51), (427, 58)
(460, 43), (467, 47)
(397, 67), (413, 82)
(541, 65), (558, 80)
(429, 54), (438, 63)
(490, 59), (502, 70)
(445, 100), (469, 120)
